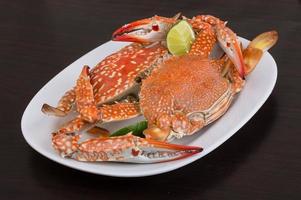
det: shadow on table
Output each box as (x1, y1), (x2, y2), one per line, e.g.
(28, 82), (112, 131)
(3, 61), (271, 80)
(28, 96), (278, 199)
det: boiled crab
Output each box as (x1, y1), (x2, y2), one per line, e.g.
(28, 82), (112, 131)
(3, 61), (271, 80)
(113, 15), (277, 141)
(42, 14), (277, 163)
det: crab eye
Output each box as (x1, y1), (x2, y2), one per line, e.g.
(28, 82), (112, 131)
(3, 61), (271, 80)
(226, 42), (230, 47)
(152, 24), (159, 31)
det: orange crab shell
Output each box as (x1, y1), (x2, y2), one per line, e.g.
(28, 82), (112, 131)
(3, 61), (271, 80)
(89, 43), (168, 105)
(140, 55), (231, 132)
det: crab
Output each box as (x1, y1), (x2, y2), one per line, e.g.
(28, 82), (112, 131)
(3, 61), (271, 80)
(42, 14), (277, 163)
(113, 15), (277, 141)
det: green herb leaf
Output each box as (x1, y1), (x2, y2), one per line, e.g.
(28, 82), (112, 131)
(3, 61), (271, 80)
(110, 121), (148, 138)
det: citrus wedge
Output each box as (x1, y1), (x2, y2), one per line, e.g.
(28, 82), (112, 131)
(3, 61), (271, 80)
(167, 20), (195, 56)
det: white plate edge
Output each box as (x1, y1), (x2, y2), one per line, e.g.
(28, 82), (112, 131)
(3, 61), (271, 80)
(20, 39), (278, 177)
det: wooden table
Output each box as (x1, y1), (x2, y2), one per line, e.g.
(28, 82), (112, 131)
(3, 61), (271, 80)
(1, 0), (300, 199)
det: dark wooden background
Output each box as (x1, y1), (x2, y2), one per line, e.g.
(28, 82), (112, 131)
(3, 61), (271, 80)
(1, 0), (300, 199)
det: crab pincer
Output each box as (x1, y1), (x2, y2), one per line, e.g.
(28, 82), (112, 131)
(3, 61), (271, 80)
(53, 124), (202, 163)
(74, 134), (202, 163)
(112, 15), (179, 43)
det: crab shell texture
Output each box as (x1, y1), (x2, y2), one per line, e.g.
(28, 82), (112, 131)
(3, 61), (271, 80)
(140, 55), (233, 139)
(89, 43), (167, 105)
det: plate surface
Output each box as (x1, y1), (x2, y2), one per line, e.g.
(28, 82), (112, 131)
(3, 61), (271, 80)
(21, 37), (277, 177)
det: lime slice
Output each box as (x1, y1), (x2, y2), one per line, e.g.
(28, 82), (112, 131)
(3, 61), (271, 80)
(167, 20), (195, 56)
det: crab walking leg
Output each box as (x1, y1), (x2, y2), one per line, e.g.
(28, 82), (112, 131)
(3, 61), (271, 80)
(244, 30), (278, 75)
(42, 88), (76, 117)
(52, 103), (201, 163)
(52, 117), (86, 157)
(52, 101), (141, 157)
(75, 65), (99, 123)
(100, 102), (141, 122)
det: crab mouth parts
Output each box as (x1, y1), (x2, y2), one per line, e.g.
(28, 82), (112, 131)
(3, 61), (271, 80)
(166, 83), (234, 141)
(188, 83), (233, 126)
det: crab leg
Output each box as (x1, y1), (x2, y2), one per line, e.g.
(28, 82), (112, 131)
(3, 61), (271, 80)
(100, 102), (141, 122)
(52, 100), (141, 156)
(52, 105), (201, 162)
(190, 15), (246, 78)
(215, 24), (246, 78)
(52, 117), (86, 157)
(75, 134), (202, 163)
(112, 15), (178, 43)
(222, 30), (278, 93)
(42, 88), (76, 117)
(243, 30), (278, 75)
(189, 22), (216, 58)
(75, 66), (142, 123)
(75, 65), (99, 123)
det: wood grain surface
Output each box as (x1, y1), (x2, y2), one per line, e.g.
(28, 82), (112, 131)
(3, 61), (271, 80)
(0, 0), (300, 199)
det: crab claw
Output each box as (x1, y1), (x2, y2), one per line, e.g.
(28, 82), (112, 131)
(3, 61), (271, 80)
(112, 15), (179, 43)
(75, 134), (202, 163)
(216, 24), (246, 78)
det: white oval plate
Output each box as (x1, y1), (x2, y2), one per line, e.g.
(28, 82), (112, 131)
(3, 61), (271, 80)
(21, 37), (277, 177)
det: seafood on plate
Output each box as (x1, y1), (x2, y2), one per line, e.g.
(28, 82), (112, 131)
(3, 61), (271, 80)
(41, 13), (278, 163)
